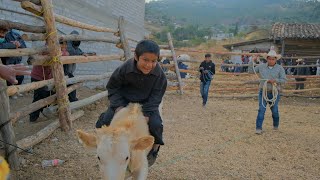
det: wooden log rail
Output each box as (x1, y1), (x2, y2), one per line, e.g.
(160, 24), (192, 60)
(118, 16), (132, 60)
(167, 86), (320, 93)
(22, 34), (120, 44)
(0, 47), (47, 57)
(44, 90), (108, 113)
(16, 110), (84, 152)
(41, 0), (71, 131)
(0, 62), (19, 169)
(287, 75), (320, 79)
(9, 83), (82, 124)
(182, 79), (320, 86)
(31, 54), (123, 65)
(21, 1), (118, 33)
(174, 48), (265, 56)
(167, 32), (183, 95)
(219, 63), (320, 68)
(7, 79), (54, 96)
(159, 45), (170, 49)
(45, 72), (112, 91)
(7, 72), (112, 96)
(281, 56), (320, 59)
(0, 19), (46, 33)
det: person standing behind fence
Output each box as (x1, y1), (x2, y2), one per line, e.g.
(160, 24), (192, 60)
(294, 59), (310, 90)
(2, 29), (27, 86)
(29, 41), (69, 122)
(250, 48), (286, 135)
(64, 30), (84, 102)
(29, 59), (53, 122)
(199, 53), (215, 107)
(0, 28), (26, 99)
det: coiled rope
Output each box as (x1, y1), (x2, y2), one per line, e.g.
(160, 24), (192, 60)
(252, 58), (278, 108)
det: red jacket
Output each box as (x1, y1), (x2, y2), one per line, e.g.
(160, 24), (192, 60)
(31, 65), (52, 80)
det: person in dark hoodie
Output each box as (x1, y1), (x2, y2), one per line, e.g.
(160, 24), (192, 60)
(64, 30), (84, 102)
(199, 53), (215, 107)
(96, 40), (167, 167)
(0, 28), (26, 88)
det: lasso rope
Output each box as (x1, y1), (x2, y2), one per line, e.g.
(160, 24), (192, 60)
(252, 58), (278, 108)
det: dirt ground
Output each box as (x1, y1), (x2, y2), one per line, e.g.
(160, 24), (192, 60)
(7, 86), (320, 180)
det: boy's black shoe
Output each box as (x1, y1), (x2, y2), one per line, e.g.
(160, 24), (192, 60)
(147, 146), (160, 167)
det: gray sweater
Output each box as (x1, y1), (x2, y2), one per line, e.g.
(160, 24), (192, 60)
(254, 63), (287, 91)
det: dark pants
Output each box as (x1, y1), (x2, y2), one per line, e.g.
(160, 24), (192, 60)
(67, 74), (78, 102)
(29, 78), (52, 122)
(200, 80), (211, 105)
(96, 106), (164, 145)
(295, 78), (306, 90)
(256, 90), (280, 130)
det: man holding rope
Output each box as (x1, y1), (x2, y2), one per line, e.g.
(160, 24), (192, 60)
(250, 48), (286, 135)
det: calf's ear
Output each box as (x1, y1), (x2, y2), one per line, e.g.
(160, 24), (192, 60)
(132, 136), (154, 151)
(77, 130), (97, 148)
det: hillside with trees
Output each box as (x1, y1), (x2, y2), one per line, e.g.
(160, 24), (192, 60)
(145, 0), (320, 46)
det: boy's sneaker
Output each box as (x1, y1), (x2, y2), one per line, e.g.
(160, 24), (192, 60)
(147, 146), (160, 167)
(273, 127), (279, 130)
(255, 129), (263, 135)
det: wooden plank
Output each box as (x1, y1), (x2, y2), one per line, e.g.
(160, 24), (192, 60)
(21, 1), (117, 33)
(22, 34), (120, 44)
(167, 32), (183, 95)
(0, 47), (47, 57)
(0, 63), (19, 169)
(16, 110), (84, 152)
(118, 16), (132, 60)
(41, 0), (71, 131)
(31, 54), (123, 66)
(0, 19), (46, 33)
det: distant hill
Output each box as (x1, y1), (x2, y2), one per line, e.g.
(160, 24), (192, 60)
(146, 0), (320, 27)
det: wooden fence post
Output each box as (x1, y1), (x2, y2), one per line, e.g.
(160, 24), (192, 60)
(118, 16), (132, 60)
(0, 62), (19, 169)
(40, 0), (71, 131)
(167, 32), (183, 95)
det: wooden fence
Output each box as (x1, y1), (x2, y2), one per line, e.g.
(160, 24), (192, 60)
(0, 0), (134, 169)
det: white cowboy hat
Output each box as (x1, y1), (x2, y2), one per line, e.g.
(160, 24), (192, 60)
(177, 54), (191, 62)
(296, 58), (304, 62)
(263, 46), (281, 60)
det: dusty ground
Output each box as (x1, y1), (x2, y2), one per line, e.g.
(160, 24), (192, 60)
(7, 86), (320, 180)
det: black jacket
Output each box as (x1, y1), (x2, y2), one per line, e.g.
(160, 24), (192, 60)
(199, 60), (215, 82)
(107, 58), (167, 115)
(63, 30), (83, 77)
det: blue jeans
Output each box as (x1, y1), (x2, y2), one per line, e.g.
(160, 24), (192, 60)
(256, 90), (280, 130)
(200, 81), (211, 105)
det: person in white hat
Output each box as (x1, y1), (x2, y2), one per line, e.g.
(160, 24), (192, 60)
(251, 47), (287, 134)
(293, 58), (310, 90)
